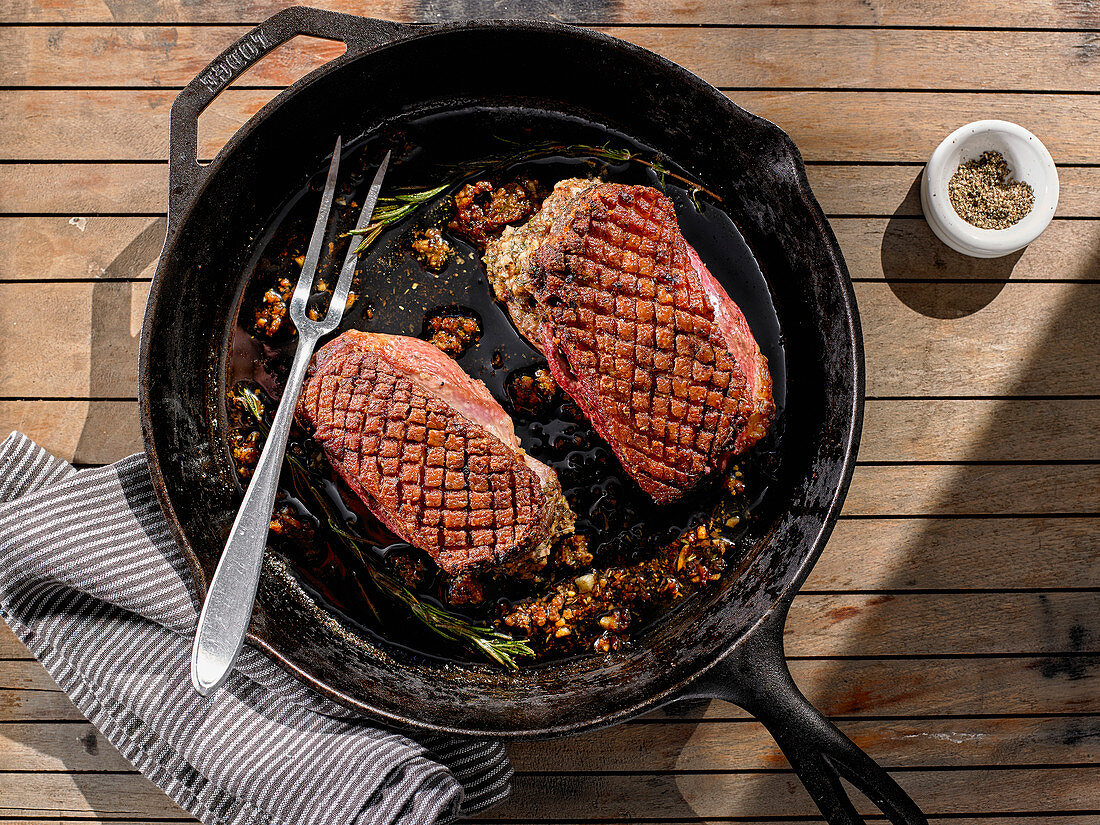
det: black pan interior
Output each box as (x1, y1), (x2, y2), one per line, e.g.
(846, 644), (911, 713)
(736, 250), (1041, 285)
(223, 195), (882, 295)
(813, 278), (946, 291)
(142, 23), (860, 736)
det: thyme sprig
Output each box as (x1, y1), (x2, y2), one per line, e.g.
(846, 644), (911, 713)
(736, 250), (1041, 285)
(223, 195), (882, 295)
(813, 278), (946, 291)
(235, 386), (534, 669)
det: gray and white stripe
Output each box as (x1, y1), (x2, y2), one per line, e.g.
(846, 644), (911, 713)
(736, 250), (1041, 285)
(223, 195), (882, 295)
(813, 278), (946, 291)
(0, 432), (512, 825)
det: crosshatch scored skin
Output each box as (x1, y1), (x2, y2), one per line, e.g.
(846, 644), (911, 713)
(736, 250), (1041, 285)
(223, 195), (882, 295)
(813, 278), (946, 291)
(526, 184), (750, 502)
(299, 346), (543, 571)
(0, 0), (1098, 821)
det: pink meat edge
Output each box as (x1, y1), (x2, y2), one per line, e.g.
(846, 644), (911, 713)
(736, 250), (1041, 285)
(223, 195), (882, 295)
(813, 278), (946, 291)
(685, 244), (775, 453)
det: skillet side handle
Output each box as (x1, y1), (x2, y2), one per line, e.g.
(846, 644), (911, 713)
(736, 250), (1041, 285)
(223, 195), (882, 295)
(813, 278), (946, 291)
(167, 6), (413, 229)
(690, 605), (927, 825)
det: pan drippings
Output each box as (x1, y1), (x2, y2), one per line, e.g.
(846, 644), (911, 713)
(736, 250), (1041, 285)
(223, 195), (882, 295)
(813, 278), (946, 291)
(224, 108), (786, 665)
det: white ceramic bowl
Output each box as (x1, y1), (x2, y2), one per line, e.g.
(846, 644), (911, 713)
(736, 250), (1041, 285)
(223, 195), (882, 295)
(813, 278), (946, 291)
(920, 120), (1058, 258)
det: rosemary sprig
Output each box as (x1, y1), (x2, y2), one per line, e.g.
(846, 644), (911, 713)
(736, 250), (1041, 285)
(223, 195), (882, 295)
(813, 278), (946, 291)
(340, 184), (450, 254)
(234, 386), (534, 669)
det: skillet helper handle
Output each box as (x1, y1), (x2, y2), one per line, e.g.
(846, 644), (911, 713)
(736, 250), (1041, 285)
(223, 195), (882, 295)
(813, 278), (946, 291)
(693, 606), (927, 825)
(167, 6), (411, 225)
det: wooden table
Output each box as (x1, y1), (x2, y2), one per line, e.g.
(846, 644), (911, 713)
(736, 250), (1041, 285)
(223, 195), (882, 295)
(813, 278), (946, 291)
(1, 1), (1097, 822)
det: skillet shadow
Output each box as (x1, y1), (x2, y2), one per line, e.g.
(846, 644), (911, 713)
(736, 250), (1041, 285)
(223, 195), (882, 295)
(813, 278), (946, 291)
(881, 172), (1023, 319)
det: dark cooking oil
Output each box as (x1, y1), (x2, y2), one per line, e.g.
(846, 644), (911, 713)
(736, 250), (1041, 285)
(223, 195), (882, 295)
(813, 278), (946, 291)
(223, 106), (787, 665)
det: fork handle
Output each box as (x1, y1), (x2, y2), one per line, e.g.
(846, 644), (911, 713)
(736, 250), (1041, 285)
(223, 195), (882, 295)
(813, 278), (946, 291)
(191, 330), (320, 695)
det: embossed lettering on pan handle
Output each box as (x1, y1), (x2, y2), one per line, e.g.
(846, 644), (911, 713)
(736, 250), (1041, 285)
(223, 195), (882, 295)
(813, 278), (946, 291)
(686, 603), (928, 825)
(167, 6), (413, 230)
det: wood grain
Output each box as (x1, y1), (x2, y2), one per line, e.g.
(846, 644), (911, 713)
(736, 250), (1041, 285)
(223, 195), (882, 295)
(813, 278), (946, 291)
(4, 0), (1099, 27)
(843, 464), (1098, 516)
(860, 399), (1100, 461)
(5, 162), (1099, 218)
(0, 217), (162, 281)
(4, 26), (1100, 91)
(485, 768), (1099, 819)
(0, 401), (142, 465)
(5, 90), (1100, 164)
(830, 217), (1100, 282)
(4, 715), (1095, 775)
(812, 517), (1100, 590)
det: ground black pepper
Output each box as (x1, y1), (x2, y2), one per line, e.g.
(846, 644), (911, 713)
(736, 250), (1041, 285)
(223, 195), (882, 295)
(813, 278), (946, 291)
(948, 150), (1034, 230)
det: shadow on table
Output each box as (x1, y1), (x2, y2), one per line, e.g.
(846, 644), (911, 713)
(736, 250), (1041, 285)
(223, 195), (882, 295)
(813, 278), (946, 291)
(880, 171), (1024, 319)
(73, 218), (166, 465)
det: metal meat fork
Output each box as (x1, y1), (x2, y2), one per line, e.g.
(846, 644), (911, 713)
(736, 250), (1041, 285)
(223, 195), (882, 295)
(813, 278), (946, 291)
(191, 138), (391, 696)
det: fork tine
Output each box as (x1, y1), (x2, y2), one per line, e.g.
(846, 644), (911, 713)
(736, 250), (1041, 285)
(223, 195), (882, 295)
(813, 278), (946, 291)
(290, 136), (342, 320)
(324, 150), (392, 328)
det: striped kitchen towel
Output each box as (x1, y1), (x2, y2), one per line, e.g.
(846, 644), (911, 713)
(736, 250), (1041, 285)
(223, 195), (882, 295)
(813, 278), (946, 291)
(0, 432), (511, 825)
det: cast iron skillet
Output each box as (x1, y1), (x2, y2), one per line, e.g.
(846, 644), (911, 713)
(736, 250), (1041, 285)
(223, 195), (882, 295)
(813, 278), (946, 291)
(139, 7), (927, 823)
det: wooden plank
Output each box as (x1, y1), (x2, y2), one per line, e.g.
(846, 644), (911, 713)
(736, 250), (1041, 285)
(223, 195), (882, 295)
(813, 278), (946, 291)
(513, 716), (1100, 772)
(3, 399), (1096, 467)
(856, 281), (1100, 397)
(5, 163), (1099, 218)
(809, 517), (1100, 591)
(1, 623), (30, 658)
(843, 464), (1099, 516)
(736, 91), (1100, 164)
(484, 768), (1098, 819)
(0, 163), (165, 213)
(0, 722), (136, 772)
(811, 165), (1100, 218)
(2, 766), (1093, 818)
(0, 771), (189, 818)
(3, 0), (1099, 27)
(0, 281), (149, 399)
(4, 652), (1095, 724)
(4, 715), (1095, 776)
(4, 27), (1100, 92)
(786, 592), (1097, 656)
(0, 217), (162, 281)
(3, 215), (1096, 284)
(2, 280), (1097, 398)
(0, 401), (141, 465)
(0, 662), (82, 721)
(5, 90), (1100, 165)
(860, 399), (1100, 462)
